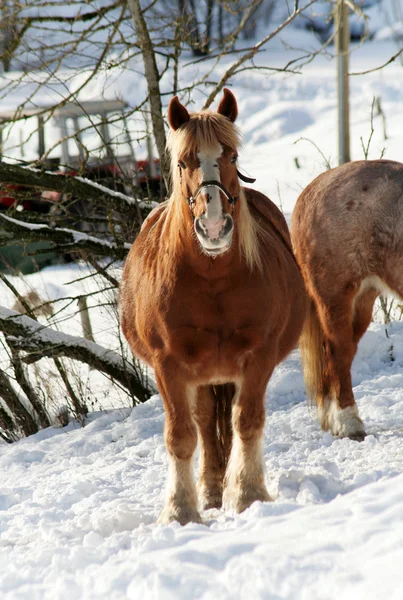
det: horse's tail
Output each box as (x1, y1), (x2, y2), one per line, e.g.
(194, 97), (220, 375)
(299, 298), (329, 409)
(213, 383), (235, 468)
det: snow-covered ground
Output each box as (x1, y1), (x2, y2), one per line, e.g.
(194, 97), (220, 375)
(3, 10), (403, 599)
(1, 322), (403, 599)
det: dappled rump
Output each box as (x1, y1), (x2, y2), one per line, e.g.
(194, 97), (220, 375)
(291, 159), (403, 441)
(120, 89), (307, 525)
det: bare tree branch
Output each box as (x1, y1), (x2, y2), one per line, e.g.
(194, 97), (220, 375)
(202, 0), (318, 109)
(0, 307), (152, 404)
(0, 213), (131, 261)
(0, 369), (38, 437)
(0, 162), (143, 215)
(350, 46), (403, 76)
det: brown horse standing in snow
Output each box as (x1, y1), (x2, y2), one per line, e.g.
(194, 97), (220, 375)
(291, 159), (403, 441)
(120, 89), (307, 525)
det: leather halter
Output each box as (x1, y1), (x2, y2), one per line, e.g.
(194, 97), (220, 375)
(187, 180), (238, 208)
(178, 164), (256, 219)
(236, 169), (256, 184)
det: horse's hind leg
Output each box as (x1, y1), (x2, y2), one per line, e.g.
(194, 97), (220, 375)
(223, 364), (272, 513)
(318, 287), (377, 440)
(352, 286), (378, 345)
(194, 385), (226, 510)
(156, 366), (201, 525)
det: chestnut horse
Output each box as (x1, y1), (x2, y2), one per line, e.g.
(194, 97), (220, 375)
(291, 159), (403, 441)
(120, 89), (307, 525)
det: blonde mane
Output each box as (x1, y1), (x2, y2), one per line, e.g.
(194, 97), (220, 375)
(166, 110), (263, 271)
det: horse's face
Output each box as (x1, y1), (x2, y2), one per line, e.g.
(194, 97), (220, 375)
(168, 89), (240, 257)
(177, 144), (239, 255)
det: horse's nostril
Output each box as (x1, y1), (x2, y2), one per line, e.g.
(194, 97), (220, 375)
(221, 215), (233, 238)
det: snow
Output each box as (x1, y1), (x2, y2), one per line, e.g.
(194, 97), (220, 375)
(2, 324), (403, 599)
(2, 8), (403, 599)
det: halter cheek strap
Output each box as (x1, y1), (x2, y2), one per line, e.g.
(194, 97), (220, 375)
(236, 169), (256, 184)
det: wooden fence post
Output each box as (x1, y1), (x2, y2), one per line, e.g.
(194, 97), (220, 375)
(335, 0), (351, 164)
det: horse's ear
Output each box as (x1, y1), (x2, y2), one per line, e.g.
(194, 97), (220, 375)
(168, 96), (190, 131)
(217, 88), (238, 123)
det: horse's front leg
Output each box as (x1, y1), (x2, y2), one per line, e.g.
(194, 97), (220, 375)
(156, 365), (201, 526)
(223, 362), (273, 514)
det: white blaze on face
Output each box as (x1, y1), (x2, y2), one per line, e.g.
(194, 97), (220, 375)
(194, 143), (233, 251)
(197, 145), (223, 222)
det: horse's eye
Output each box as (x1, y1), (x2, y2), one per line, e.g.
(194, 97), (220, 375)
(178, 160), (187, 169)
(230, 155), (238, 164)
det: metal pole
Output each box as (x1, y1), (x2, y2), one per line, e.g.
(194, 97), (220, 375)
(335, 0), (350, 164)
(38, 115), (45, 158)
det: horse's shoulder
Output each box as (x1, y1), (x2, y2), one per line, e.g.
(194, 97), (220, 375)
(244, 187), (291, 242)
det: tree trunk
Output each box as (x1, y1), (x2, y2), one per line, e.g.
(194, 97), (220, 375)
(127, 0), (170, 192)
(202, 0), (214, 54)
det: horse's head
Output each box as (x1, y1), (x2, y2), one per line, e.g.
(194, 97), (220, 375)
(168, 89), (241, 257)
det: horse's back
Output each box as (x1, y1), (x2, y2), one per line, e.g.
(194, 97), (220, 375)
(291, 160), (403, 288)
(244, 187), (292, 246)
(293, 159), (403, 227)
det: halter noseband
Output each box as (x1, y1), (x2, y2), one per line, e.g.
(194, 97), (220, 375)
(187, 180), (238, 209)
(178, 164), (256, 219)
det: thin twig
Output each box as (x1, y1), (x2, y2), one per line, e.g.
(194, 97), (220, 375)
(350, 47), (403, 76)
(294, 137), (332, 170)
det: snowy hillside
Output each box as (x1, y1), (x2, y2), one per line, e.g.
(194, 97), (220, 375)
(2, 8), (403, 599)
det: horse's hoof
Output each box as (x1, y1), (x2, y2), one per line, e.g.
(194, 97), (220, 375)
(223, 486), (271, 514)
(198, 486), (223, 510)
(200, 497), (222, 510)
(321, 403), (366, 440)
(158, 504), (202, 526)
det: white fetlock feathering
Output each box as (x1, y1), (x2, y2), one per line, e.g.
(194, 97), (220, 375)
(319, 401), (366, 438)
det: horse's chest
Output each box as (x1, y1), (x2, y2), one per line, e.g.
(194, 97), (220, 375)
(162, 283), (269, 365)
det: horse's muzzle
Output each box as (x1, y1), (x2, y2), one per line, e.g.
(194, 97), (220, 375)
(194, 214), (234, 255)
